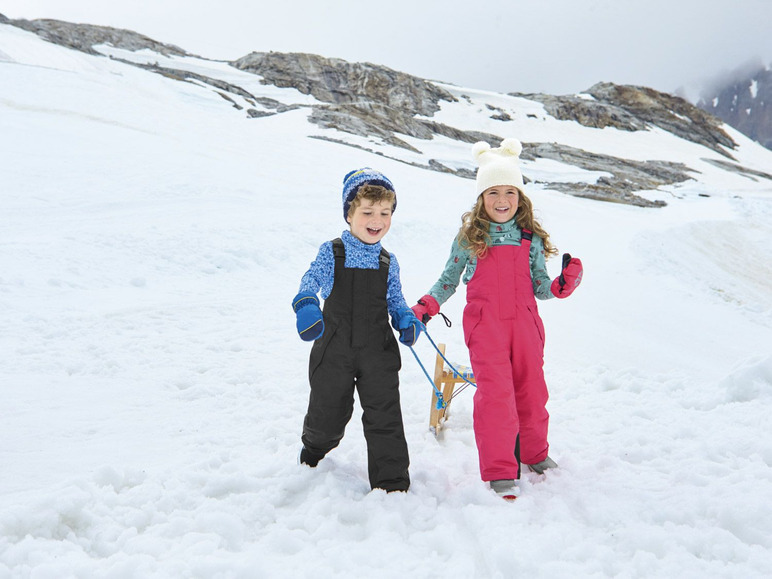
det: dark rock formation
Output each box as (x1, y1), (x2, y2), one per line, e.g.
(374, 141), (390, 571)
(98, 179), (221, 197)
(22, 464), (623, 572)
(522, 142), (691, 207)
(520, 83), (737, 158)
(129, 61), (258, 100)
(6, 15), (188, 57)
(231, 53), (514, 156)
(701, 157), (772, 181)
(232, 52), (468, 151)
(232, 52), (456, 116)
(697, 64), (772, 150)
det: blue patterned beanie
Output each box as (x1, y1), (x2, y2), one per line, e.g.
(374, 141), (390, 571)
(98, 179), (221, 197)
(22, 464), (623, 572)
(341, 168), (396, 221)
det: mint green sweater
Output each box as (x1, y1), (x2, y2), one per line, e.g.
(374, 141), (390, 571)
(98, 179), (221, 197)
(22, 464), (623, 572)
(428, 218), (554, 305)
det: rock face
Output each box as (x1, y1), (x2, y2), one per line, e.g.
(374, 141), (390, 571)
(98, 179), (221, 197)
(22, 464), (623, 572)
(232, 52), (455, 116)
(521, 83), (737, 158)
(232, 52), (465, 150)
(232, 52), (514, 155)
(6, 15), (187, 56)
(697, 64), (772, 151)
(521, 142), (690, 207)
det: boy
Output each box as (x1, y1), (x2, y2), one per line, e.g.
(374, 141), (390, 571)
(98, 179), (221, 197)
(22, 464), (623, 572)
(292, 168), (423, 492)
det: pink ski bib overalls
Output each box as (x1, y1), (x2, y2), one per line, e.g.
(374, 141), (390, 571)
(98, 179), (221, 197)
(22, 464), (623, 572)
(462, 232), (550, 481)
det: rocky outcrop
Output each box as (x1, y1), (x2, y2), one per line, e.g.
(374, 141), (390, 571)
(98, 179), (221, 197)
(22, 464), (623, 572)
(5, 15), (188, 56)
(697, 64), (772, 150)
(518, 93), (646, 132)
(522, 142), (692, 207)
(232, 52), (468, 150)
(308, 101), (503, 152)
(701, 157), (772, 181)
(231, 52), (516, 157)
(232, 52), (456, 116)
(521, 83), (737, 158)
(130, 61), (258, 101)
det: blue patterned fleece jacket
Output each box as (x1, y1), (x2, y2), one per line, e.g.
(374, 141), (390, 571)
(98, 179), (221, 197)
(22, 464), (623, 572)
(298, 230), (411, 319)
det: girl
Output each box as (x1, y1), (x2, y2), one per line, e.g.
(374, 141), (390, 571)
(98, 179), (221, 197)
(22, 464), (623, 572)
(412, 139), (583, 500)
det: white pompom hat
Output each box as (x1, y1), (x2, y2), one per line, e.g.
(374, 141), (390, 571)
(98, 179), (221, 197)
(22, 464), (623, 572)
(472, 138), (525, 195)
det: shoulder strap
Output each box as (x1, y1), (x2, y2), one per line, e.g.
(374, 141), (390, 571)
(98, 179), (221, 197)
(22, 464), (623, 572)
(332, 238), (345, 259)
(521, 229), (533, 241)
(333, 237), (389, 268)
(379, 247), (391, 269)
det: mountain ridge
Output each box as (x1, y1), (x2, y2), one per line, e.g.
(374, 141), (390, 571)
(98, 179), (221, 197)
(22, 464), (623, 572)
(2, 12), (771, 209)
(697, 63), (772, 151)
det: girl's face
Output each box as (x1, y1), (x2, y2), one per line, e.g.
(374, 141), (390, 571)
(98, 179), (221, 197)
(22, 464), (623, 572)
(482, 186), (519, 223)
(347, 199), (393, 244)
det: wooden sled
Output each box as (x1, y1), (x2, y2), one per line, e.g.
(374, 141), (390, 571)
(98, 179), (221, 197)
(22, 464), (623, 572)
(429, 343), (475, 434)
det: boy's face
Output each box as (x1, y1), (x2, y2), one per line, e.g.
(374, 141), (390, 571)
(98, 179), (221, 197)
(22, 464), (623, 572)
(347, 199), (393, 244)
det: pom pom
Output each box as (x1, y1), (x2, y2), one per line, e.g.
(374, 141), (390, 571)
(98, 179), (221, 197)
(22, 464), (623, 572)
(471, 141), (491, 162)
(499, 138), (522, 158)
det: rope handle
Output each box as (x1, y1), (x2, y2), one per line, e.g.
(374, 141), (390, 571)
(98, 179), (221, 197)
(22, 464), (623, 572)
(408, 346), (446, 409)
(422, 329), (476, 391)
(408, 327), (477, 409)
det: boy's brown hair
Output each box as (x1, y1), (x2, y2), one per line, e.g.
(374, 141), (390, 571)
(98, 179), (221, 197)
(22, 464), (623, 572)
(347, 185), (396, 220)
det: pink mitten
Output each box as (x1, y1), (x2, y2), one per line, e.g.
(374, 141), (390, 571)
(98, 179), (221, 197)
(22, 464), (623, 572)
(411, 294), (440, 324)
(551, 254), (583, 298)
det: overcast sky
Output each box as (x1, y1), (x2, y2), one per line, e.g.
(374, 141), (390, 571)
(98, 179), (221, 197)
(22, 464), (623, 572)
(3, 0), (772, 100)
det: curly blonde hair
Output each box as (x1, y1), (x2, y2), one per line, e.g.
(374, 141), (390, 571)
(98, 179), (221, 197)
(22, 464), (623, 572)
(457, 189), (558, 259)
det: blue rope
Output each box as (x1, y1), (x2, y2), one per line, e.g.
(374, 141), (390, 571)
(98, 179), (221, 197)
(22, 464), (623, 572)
(408, 345), (445, 409)
(408, 328), (478, 409)
(422, 329), (477, 392)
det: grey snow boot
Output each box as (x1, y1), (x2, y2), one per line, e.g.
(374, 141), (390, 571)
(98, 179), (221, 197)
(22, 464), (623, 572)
(526, 456), (558, 474)
(490, 479), (520, 500)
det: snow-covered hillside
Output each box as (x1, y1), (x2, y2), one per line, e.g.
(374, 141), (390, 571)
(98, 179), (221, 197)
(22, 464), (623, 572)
(1, 21), (771, 578)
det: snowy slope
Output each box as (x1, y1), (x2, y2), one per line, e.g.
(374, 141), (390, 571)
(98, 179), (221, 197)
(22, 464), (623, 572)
(1, 22), (772, 578)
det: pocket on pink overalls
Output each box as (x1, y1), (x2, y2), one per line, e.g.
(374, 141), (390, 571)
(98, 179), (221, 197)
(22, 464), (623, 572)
(526, 304), (546, 348)
(462, 301), (483, 348)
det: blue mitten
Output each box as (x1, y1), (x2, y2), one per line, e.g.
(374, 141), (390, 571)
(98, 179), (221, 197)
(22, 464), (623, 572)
(292, 292), (324, 341)
(391, 308), (424, 347)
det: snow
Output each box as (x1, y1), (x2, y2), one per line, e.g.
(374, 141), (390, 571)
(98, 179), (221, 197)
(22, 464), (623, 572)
(2, 23), (772, 578)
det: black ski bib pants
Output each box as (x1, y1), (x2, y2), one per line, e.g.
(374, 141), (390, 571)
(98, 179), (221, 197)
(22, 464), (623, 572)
(302, 238), (410, 492)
